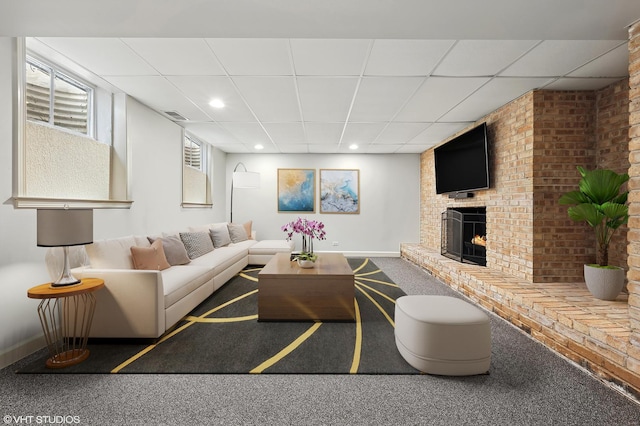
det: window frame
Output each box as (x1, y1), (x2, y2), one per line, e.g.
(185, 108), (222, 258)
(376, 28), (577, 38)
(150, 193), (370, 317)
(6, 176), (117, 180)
(182, 132), (212, 208)
(25, 55), (95, 138)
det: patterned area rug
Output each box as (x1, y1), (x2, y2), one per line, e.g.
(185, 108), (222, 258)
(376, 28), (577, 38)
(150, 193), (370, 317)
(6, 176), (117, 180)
(19, 258), (418, 374)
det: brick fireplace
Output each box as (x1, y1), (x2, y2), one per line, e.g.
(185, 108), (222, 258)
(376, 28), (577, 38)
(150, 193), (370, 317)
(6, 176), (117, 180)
(404, 22), (640, 396)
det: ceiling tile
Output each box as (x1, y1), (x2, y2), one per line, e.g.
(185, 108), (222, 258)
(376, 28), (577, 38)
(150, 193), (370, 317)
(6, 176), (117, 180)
(205, 38), (293, 75)
(36, 37), (159, 76)
(395, 145), (430, 154)
(182, 122), (242, 146)
(220, 122), (273, 146)
(366, 145), (403, 154)
(122, 38), (226, 75)
(500, 40), (624, 77)
(276, 144), (310, 153)
(297, 77), (358, 121)
(349, 77), (424, 122)
(305, 123), (344, 144)
(232, 76), (301, 122)
(309, 144), (339, 154)
(375, 123), (431, 144)
(291, 39), (371, 76)
(167, 75), (255, 122)
(262, 123), (306, 144)
(568, 42), (629, 77)
(410, 123), (470, 145)
(395, 76), (490, 122)
(105, 75), (210, 121)
(434, 40), (539, 76)
(543, 77), (625, 91)
(341, 123), (387, 145)
(440, 77), (552, 121)
(364, 39), (455, 76)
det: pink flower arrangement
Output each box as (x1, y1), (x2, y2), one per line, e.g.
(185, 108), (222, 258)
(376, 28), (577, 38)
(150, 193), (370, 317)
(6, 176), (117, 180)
(281, 217), (326, 255)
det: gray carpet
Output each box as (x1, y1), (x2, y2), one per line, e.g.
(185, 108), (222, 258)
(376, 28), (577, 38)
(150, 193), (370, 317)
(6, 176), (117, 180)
(2, 257), (640, 425)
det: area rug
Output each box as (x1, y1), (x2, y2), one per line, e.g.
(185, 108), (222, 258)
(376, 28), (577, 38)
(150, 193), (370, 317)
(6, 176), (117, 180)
(19, 258), (418, 374)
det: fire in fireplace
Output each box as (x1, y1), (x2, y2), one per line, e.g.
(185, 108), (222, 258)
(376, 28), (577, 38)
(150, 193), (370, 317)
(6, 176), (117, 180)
(441, 207), (486, 266)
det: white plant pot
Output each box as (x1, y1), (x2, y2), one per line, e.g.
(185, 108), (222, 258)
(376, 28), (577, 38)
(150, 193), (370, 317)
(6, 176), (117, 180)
(297, 259), (315, 269)
(583, 264), (625, 301)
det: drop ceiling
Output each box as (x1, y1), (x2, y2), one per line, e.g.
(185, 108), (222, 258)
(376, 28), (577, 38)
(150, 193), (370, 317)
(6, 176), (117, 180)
(6, 1), (640, 154)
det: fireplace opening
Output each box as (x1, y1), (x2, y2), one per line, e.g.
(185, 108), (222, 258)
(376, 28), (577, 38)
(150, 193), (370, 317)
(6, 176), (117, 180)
(441, 207), (486, 266)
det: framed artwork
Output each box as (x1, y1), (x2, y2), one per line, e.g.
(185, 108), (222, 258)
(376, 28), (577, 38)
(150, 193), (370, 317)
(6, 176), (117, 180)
(277, 168), (316, 212)
(320, 169), (360, 214)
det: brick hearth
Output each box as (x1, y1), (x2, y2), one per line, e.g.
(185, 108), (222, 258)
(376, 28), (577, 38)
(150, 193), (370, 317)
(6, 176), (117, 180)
(401, 243), (638, 398)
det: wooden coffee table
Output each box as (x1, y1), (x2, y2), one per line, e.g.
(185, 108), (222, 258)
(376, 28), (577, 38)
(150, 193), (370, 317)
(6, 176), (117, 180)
(258, 252), (355, 321)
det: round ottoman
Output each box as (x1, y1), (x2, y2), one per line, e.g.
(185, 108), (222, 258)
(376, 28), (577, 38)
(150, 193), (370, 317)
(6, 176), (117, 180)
(394, 295), (491, 376)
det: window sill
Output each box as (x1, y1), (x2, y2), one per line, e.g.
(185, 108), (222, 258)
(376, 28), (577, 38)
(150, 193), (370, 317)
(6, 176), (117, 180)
(181, 202), (213, 208)
(13, 197), (133, 209)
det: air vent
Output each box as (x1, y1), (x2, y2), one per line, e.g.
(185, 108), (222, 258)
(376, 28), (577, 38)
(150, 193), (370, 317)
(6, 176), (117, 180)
(163, 110), (188, 121)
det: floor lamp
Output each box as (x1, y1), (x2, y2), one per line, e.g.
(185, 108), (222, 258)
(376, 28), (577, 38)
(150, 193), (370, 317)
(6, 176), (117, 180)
(37, 208), (93, 287)
(230, 162), (260, 223)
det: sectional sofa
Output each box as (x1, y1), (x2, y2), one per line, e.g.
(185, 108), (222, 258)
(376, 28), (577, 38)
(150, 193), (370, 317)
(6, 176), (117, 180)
(72, 222), (293, 339)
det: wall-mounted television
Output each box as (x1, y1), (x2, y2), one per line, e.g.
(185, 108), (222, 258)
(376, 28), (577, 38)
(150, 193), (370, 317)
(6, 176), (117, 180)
(434, 122), (490, 195)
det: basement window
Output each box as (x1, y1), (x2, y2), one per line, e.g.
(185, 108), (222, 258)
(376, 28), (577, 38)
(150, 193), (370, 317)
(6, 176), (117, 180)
(182, 133), (212, 207)
(184, 134), (203, 170)
(25, 56), (93, 136)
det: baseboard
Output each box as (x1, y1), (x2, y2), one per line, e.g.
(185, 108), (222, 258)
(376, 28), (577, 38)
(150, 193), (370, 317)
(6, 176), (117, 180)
(0, 334), (46, 370)
(321, 250), (400, 258)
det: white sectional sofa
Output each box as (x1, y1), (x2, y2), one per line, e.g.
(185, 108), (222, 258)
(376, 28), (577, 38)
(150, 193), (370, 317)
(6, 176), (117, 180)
(72, 222), (293, 339)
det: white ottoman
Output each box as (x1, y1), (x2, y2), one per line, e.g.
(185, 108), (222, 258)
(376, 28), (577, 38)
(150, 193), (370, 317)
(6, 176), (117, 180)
(248, 240), (294, 265)
(395, 295), (491, 376)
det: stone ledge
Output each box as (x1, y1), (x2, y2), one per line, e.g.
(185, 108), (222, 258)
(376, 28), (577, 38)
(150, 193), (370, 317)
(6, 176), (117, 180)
(400, 243), (640, 399)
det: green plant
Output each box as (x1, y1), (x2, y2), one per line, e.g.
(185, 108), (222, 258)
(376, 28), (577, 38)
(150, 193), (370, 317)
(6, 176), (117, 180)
(295, 252), (318, 262)
(559, 166), (629, 266)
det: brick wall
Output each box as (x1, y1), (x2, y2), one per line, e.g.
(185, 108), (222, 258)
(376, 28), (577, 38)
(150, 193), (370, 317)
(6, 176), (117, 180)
(596, 79), (631, 271)
(420, 84), (629, 283)
(628, 21), (640, 345)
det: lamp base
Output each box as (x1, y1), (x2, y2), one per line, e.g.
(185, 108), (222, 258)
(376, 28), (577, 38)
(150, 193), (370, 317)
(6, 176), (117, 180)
(50, 276), (81, 287)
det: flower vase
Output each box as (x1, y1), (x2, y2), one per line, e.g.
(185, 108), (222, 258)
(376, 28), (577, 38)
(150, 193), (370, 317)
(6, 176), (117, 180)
(297, 258), (315, 269)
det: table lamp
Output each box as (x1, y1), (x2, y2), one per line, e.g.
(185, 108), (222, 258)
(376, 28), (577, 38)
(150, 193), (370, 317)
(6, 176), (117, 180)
(37, 208), (93, 287)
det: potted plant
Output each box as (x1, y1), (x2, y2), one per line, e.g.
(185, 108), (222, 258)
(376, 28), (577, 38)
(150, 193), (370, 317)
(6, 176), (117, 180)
(559, 166), (629, 300)
(281, 217), (326, 268)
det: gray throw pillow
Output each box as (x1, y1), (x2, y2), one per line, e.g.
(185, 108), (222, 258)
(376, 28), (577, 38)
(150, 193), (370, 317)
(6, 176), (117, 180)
(179, 231), (214, 259)
(228, 223), (248, 243)
(210, 223), (232, 248)
(147, 234), (191, 266)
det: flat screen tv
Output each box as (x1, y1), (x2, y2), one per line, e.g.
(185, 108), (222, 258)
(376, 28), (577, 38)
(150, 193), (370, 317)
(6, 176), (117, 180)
(434, 122), (490, 195)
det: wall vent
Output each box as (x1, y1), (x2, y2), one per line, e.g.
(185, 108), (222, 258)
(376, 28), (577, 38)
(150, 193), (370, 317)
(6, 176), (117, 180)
(163, 110), (188, 121)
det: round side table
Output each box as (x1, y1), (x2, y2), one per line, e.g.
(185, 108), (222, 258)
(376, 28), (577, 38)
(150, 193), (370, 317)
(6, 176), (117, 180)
(27, 278), (104, 368)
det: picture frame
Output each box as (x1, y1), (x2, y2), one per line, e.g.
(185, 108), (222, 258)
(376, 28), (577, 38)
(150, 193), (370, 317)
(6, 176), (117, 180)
(320, 169), (360, 214)
(277, 168), (316, 212)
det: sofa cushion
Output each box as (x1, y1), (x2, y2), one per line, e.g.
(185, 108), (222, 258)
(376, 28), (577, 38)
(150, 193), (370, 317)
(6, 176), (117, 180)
(210, 223), (232, 248)
(161, 265), (214, 308)
(249, 239), (295, 255)
(131, 239), (171, 271)
(147, 234), (191, 266)
(228, 223), (249, 243)
(189, 244), (250, 276)
(86, 235), (150, 269)
(180, 231), (215, 259)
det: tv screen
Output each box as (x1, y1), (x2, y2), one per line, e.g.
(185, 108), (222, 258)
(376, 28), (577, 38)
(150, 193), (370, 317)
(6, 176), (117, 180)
(434, 123), (489, 194)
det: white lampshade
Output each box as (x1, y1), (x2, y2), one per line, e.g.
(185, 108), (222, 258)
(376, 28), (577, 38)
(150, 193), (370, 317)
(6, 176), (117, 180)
(37, 209), (93, 247)
(233, 171), (260, 188)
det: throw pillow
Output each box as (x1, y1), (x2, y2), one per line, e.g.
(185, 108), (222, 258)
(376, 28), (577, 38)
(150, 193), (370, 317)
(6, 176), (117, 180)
(180, 231), (214, 259)
(210, 223), (232, 248)
(243, 220), (253, 240)
(228, 223), (248, 243)
(148, 234), (191, 266)
(130, 239), (171, 271)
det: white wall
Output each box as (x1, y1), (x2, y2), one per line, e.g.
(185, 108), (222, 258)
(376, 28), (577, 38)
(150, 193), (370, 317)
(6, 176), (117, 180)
(227, 153), (420, 255)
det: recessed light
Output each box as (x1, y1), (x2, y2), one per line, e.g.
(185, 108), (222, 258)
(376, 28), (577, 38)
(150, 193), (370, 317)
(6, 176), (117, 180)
(254, 144), (264, 150)
(209, 98), (225, 108)
(349, 144), (358, 150)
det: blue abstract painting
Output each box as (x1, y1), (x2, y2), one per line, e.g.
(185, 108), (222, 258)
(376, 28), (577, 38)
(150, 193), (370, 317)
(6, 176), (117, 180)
(320, 169), (360, 214)
(278, 169), (315, 212)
